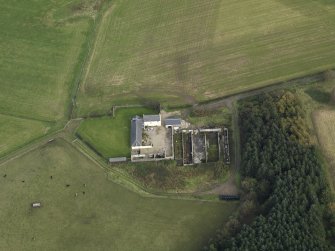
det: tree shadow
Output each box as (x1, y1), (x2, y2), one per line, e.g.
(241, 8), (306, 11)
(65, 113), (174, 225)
(305, 87), (331, 104)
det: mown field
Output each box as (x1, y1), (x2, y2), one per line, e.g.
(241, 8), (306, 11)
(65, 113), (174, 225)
(0, 139), (237, 251)
(77, 107), (155, 158)
(76, 0), (335, 115)
(0, 0), (96, 121)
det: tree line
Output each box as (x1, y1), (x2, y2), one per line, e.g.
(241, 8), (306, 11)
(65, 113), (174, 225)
(205, 91), (335, 251)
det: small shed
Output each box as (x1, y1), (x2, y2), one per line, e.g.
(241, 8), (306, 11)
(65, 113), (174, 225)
(165, 118), (181, 129)
(109, 157), (127, 163)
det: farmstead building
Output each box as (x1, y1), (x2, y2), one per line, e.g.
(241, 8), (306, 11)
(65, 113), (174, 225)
(130, 116), (144, 149)
(143, 114), (161, 127)
(165, 118), (181, 129)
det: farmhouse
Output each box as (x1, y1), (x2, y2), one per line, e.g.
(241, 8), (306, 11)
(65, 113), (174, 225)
(143, 114), (161, 127)
(131, 116), (143, 149)
(165, 118), (181, 129)
(131, 116), (153, 150)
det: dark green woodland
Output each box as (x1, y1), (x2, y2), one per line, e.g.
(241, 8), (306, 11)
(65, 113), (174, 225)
(206, 92), (335, 251)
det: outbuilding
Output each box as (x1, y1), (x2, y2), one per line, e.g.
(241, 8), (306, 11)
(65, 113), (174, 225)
(109, 157), (127, 163)
(165, 118), (181, 129)
(131, 116), (143, 149)
(143, 114), (161, 127)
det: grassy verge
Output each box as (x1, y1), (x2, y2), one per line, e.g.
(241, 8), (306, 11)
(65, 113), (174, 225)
(112, 160), (229, 194)
(188, 107), (232, 128)
(313, 110), (335, 195)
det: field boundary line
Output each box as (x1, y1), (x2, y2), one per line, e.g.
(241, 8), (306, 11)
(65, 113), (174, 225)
(74, 4), (116, 100)
(64, 2), (116, 120)
(0, 111), (56, 124)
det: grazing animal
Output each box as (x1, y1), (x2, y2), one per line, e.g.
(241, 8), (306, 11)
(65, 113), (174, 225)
(66, 184), (70, 187)
(3, 174), (7, 178)
(75, 193), (78, 197)
(50, 176), (53, 179)
(82, 191), (85, 195)
(22, 180), (25, 183)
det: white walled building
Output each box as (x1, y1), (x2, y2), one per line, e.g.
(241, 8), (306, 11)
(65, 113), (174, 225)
(143, 114), (161, 127)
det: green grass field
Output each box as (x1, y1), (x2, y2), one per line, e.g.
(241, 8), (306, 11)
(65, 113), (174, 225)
(76, 0), (335, 115)
(0, 115), (52, 158)
(77, 107), (155, 158)
(0, 139), (237, 251)
(0, 0), (95, 121)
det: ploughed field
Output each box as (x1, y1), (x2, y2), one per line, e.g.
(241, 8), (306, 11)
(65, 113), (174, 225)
(77, 0), (335, 115)
(0, 140), (237, 251)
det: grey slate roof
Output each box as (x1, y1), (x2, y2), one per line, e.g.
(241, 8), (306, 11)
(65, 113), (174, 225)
(143, 114), (161, 122)
(131, 116), (143, 147)
(165, 118), (181, 126)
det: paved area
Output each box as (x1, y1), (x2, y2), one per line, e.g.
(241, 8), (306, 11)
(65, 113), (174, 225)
(141, 126), (172, 157)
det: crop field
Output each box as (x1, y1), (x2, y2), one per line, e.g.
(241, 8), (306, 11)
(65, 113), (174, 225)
(0, 115), (51, 158)
(0, 0), (95, 121)
(0, 139), (237, 251)
(77, 0), (335, 115)
(77, 107), (155, 158)
(313, 110), (335, 192)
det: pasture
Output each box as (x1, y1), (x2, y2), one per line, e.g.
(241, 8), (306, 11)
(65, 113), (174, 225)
(0, 115), (51, 158)
(0, 139), (238, 251)
(0, 0), (95, 121)
(77, 107), (155, 158)
(313, 110), (335, 193)
(77, 0), (335, 115)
